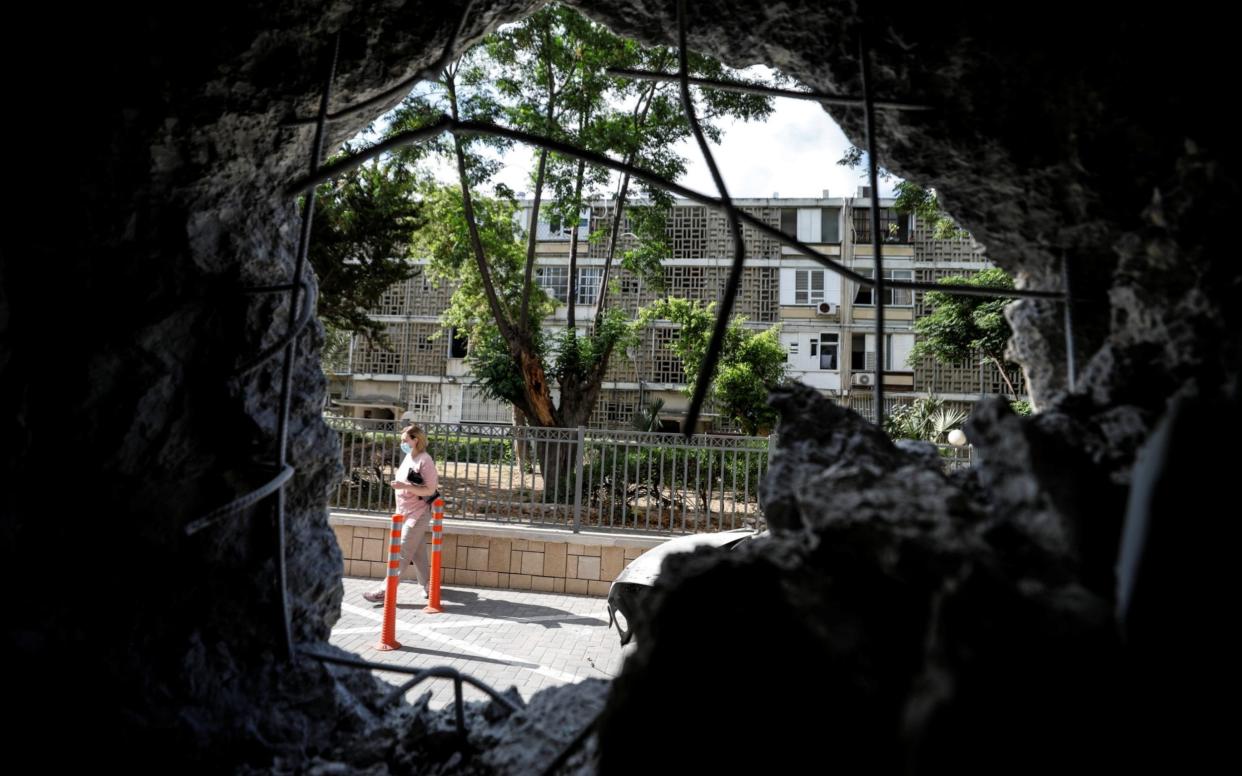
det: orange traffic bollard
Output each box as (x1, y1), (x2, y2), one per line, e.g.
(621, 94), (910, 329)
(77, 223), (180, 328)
(375, 513), (405, 651)
(423, 498), (445, 614)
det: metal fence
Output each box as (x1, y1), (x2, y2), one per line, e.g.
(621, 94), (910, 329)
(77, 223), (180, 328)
(327, 416), (774, 535)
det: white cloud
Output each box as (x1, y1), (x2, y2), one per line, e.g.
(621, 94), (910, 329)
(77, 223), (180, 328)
(674, 93), (899, 200)
(399, 65), (901, 201)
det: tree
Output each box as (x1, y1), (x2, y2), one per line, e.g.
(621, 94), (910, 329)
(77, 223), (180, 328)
(909, 268), (1021, 396)
(399, 2), (776, 432)
(883, 393), (969, 443)
(308, 152), (427, 344)
(641, 298), (787, 436)
(475, 3), (776, 431)
(837, 146), (966, 239)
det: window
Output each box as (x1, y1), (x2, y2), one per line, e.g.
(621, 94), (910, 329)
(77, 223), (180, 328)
(821, 207), (841, 243)
(576, 267), (603, 305)
(780, 208), (840, 243)
(794, 269), (827, 305)
(780, 208), (797, 238)
(851, 333), (869, 370)
(788, 340), (799, 361)
(852, 208), (910, 243)
(537, 210), (590, 241)
(450, 327), (469, 358)
(535, 266), (569, 303)
(818, 333), (839, 370)
(853, 269), (913, 307)
(850, 333), (912, 370)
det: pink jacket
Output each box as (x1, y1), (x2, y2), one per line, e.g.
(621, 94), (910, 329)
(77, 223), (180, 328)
(395, 451), (439, 519)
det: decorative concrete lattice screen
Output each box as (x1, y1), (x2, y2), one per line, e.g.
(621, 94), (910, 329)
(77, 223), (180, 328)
(601, 265), (777, 325)
(369, 271), (454, 317)
(607, 267), (645, 315)
(913, 355), (1026, 397)
(913, 354), (982, 395)
(705, 206), (783, 260)
(588, 388), (640, 429)
(350, 325), (404, 374)
(585, 205), (639, 260)
(351, 322), (445, 375)
(602, 333), (640, 383)
(461, 384), (512, 424)
(588, 204), (786, 262)
(912, 221), (987, 263)
(703, 399), (743, 434)
(738, 267), (779, 323)
(667, 205), (708, 258)
(399, 382), (442, 422)
(665, 266), (779, 324)
(650, 326), (686, 384)
(601, 326), (683, 385)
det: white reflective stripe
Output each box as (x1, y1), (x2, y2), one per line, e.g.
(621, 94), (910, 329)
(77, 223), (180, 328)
(387, 569), (400, 576)
(430, 546), (442, 553)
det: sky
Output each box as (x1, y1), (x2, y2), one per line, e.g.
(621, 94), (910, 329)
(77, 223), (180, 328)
(362, 66), (900, 202)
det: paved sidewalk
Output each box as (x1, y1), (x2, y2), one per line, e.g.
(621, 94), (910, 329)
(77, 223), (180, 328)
(331, 576), (628, 710)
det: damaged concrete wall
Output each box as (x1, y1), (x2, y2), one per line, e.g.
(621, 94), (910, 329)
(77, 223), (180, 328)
(2, 0), (1235, 772)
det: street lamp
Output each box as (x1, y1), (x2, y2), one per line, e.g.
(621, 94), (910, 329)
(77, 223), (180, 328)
(947, 429), (968, 447)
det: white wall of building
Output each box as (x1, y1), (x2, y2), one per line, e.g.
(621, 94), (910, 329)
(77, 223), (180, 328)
(781, 329), (842, 391)
(778, 265), (842, 307)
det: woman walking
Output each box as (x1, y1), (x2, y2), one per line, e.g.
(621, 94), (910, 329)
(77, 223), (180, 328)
(363, 424), (439, 603)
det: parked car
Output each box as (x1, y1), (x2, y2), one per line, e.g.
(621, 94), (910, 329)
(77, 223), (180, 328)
(606, 528), (763, 645)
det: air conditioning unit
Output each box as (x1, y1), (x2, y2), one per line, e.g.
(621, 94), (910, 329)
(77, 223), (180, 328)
(852, 372), (874, 387)
(815, 301), (837, 316)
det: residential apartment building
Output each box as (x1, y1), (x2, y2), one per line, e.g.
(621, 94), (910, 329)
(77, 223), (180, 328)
(325, 188), (1025, 432)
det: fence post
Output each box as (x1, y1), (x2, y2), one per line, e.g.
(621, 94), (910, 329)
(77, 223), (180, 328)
(572, 426), (586, 533)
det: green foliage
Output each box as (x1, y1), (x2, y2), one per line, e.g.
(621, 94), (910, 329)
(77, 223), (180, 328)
(618, 205), (670, 291)
(426, 436), (517, 464)
(551, 307), (642, 384)
(308, 155), (426, 343)
(581, 441), (768, 511)
(893, 181), (967, 239)
(910, 268), (1016, 369)
(883, 394), (969, 443)
(837, 147), (967, 239)
(466, 327), (542, 408)
(320, 323), (352, 375)
(418, 183), (531, 322)
(631, 398), (666, 431)
(641, 298), (788, 435)
(1010, 399), (1033, 416)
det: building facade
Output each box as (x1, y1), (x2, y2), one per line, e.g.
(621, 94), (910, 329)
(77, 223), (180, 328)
(325, 188), (1025, 431)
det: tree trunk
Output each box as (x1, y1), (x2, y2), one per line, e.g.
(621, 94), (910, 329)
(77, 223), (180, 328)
(567, 159), (586, 329)
(558, 375), (607, 430)
(512, 405), (531, 472)
(990, 355), (1019, 397)
(536, 437), (577, 507)
(516, 342), (558, 427)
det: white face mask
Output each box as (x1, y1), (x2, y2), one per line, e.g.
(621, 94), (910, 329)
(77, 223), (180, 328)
(400, 442), (412, 454)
